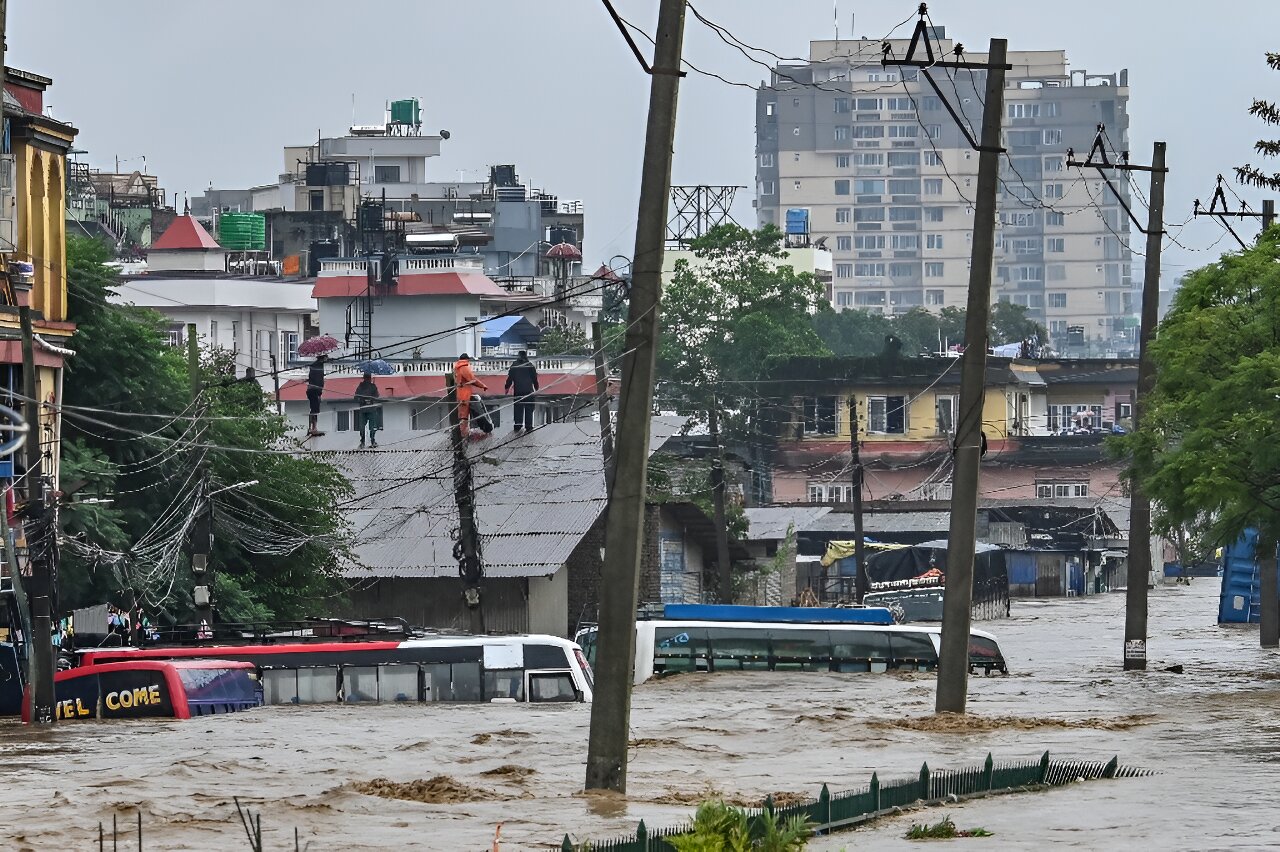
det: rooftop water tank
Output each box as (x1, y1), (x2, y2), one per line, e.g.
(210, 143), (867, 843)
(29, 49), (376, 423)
(217, 212), (266, 252)
(390, 98), (421, 127)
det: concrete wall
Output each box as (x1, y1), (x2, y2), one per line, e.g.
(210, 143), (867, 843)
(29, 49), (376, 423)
(527, 569), (568, 637)
(315, 293), (480, 359)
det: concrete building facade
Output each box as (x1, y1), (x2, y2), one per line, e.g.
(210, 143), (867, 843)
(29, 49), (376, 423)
(756, 28), (1137, 354)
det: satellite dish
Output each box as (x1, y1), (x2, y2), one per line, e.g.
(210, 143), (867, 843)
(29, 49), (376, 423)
(440, 129), (451, 140)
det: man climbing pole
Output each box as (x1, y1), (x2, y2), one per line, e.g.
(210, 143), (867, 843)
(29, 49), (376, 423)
(306, 353), (328, 437)
(453, 353), (488, 441)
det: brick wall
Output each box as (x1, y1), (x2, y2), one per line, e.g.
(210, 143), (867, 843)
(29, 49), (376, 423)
(564, 511), (608, 636)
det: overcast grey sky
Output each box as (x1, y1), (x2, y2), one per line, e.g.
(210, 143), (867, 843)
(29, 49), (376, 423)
(15, 1), (1279, 278)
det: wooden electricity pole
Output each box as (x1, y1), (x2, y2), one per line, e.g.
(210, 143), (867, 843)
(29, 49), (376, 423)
(848, 396), (867, 603)
(1069, 136), (1168, 666)
(885, 22), (1010, 714)
(591, 322), (615, 496)
(445, 373), (485, 634)
(20, 305), (54, 723)
(708, 402), (733, 603)
(585, 0), (686, 793)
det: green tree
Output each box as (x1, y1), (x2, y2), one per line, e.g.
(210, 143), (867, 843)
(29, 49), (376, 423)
(659, 224), (831, 422)
(537, 323), (591, 356)
(812, 306), (967, 357)
(59, 236), (350, 623)
(1236, 52), (1280, 191)
(989, 300), (1046, 346)
(1125, 226), (1280, 586)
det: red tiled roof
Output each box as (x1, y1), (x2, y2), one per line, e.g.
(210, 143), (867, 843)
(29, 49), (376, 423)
(279, 373), (599, 402)
(312, 271), (508, 299)
(151, 215), (221, 251)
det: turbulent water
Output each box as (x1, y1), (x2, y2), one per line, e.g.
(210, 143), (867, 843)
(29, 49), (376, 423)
(3, 583), (1278, 851)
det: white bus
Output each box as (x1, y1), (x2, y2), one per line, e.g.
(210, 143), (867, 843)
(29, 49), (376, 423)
(575, 619), (1006, 685)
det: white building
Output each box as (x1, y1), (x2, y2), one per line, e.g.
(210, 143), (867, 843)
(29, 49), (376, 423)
(111, 215), (316, 392)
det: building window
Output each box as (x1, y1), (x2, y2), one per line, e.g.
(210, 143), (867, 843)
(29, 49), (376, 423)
(284, 331), (300, 364)
(256, 329), (276, 370)
(336, 410), (351, 432)
(759, 152), (775, 168)
(1007, 103), (1041, 119)
(889, 207), (920, 222)
(924, 207), (944, 223)
(836, 235), (852, 251)
(166, 324), (185, 348)
(935, 394), (957, 434)
(924, 262), (944, 278)
(888, 125), (918, 138)
(923, 178), (944, 195)
(1043, 183), (1065, 199)
(926, 234), (943, 249)
(1043, 156), (1064, 172)
(867, 396), (907, 434)
(1048, 292), (1067, 308)
(374, 165), (402, 183)
(835, 154), (850, 168)
(1049, 320), (1068, 335)
(1004, 211), (1036, 227)
(854, 235), (885, 250)
(854, 263), (885, 277)
(835, 263), (854, 279)
(834, 126), (850, 141)
(889, 262), (915, 277)
(887, 178), (920, 195)
(760, 180), (776, 196)
(890, 234), (919, 250)
(765, 102), (775, 116)
(834, 97), (850, 113)
(835, 207), (851, 223)
(1047, 404), (1104, 433)
(854, 179), (885, 195)
(834, 179), (851, 196)
(1043, 102), (1060, 117)
(208, 320), (218, 345)
(1046, 211), (1065, 226)
(1042, 129), (1063, 145)
(853, 152), (885, 166)
(924, 151), (942, 166)
(802, 396), (838, 435)
(854, 207), (885, 222)
(807, 483), (854, 504)
(856, 98), (883, 111)
(852, 125), (885, 139)
(309, 190), (325, 211)
(1047, 237), (1065, 253)
(835, 290), (853, 307)
(231, 320), (241, 354)
(926, 124), (942, 139)
(925, 289), (945, 306)
(1036, 480), (1090, 499)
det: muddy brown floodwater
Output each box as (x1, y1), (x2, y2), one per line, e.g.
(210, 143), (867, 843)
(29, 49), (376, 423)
(3, 583), (1279, 851)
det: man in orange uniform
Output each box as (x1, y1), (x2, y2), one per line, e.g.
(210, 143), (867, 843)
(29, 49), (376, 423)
(453, 352), (488, 439)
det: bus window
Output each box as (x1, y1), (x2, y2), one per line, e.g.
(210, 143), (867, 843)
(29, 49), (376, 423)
(179, 667), (257, 711)
(830, 630), (892, 673)
(263, 669), (299, 704)
(770, 630), (831, 671)
(968, 636), (1006, 674)
(528, 672), (578, 702)
(378, 665), (420, 702)
(889, 632), (939, 671)
(526, 644), (573, 670)
(706, 628), (770, 671)
(296, 667), (340, 703)
(653, 627), (700, 673)
(343, 666), (379, 703)
(436, 662), (481, 702)
(484, 669), (525, 702)
(576, 629), (597, 667)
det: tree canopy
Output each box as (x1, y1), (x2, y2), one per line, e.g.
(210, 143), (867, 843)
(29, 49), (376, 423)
(1126, 226), (1280, 551)
(1236, 51), (1280, 192)
(59, 236), (350, 624)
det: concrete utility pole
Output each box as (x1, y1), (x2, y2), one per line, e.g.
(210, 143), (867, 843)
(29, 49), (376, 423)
(848, 396), (867, 603)
(445, 374), (485, 634)
(708, 402), (733, 603)
(187, 324), (214, 634)
(585, 0), (686, 793)
(20, 306), (54, 724)
(591, 322), (615, 496)
(1121, 143), (1168, 665)
(931, 39), (1007, 714)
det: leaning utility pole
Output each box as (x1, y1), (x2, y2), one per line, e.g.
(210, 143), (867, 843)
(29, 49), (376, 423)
(445, 374), (485, 634)
(187, 324), (214, 635)
(708, 402), (734, 603)
(885, 20), (1010, 713)
(1069, 136), (1168, 667)
(586, 0), (686, 793)
(591, 322), (616, 496)
(20, 306), (54, 723)
(848, 396), (867, 603)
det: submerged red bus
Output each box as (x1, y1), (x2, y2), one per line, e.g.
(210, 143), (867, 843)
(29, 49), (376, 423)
(22, 660), (259, 722)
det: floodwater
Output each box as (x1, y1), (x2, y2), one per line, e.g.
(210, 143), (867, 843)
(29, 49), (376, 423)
(3, 583), (1280, 851)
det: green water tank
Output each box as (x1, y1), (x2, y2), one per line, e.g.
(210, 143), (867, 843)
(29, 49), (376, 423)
(218, 212), (266, 251)
(390, 98), (420, 127)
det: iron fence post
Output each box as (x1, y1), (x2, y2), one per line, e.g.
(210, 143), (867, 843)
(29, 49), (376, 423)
(1103, 755), (1119, 779)
(637, 819), (647, 852)
(870, 771), (880, 813)
(920, 761), (931, 800)
(819, 784), (831, 832)
(1038, 751), (1051, 784)
(984, 753), (994, 791)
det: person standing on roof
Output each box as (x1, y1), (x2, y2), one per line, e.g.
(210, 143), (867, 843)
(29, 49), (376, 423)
(354, 371), (381, 449)
(453, 352), (488, 440)
(504, 350), (539, 434)
(306, 353), (328, 437)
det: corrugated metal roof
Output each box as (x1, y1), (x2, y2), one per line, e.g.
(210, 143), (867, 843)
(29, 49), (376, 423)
(805, 511), (953, 534)
(310, 419), (683, 578)
(743, 506), (833, 541)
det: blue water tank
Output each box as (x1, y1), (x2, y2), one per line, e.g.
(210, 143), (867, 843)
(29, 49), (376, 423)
(1217, 529), (1276, 624)
(785, 208), (810, 235)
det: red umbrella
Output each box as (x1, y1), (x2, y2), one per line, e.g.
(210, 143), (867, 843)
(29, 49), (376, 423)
(298, 335), (340, 357)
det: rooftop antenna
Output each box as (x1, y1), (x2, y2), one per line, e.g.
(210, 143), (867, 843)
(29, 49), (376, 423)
(833, 0), (839, 41)
(351, 92), (356, 128)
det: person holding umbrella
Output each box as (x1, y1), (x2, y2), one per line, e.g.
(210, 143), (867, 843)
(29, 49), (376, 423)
(355, 371), (381, 448)
(306, 353), (328, 437)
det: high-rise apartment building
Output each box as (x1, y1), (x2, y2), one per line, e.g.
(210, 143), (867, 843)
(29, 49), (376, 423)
(756, 27), (1137, 353)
